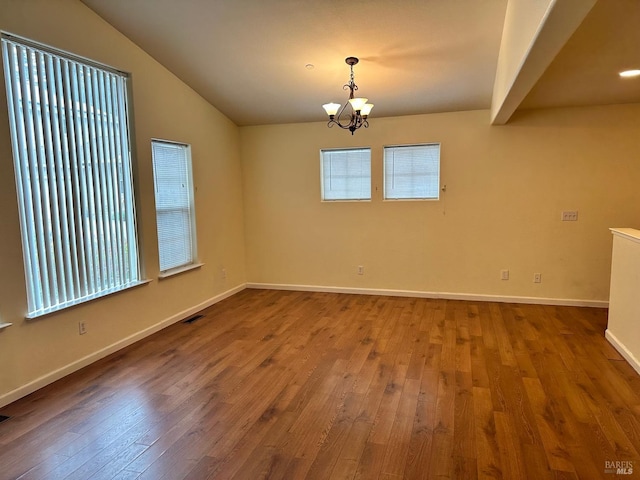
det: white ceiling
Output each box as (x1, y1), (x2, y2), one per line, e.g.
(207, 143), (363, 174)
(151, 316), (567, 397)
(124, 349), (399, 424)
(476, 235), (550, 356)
(80, 0), (640, 127)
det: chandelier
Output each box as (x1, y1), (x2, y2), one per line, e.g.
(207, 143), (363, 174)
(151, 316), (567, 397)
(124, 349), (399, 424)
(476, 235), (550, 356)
(322, 57), (374, 135)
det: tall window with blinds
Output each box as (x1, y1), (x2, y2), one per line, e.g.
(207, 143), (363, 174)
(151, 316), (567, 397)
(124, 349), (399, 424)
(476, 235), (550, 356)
(1, 33), (141, 317)
(151, 140), (198, 274)
(320, 147), (371, 201)
(384, 144), (440, 200)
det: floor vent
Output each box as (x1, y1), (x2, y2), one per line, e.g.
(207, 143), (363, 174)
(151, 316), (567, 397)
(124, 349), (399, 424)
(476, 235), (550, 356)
(183, 314), (204, 324)
(0, 415), (9, 424)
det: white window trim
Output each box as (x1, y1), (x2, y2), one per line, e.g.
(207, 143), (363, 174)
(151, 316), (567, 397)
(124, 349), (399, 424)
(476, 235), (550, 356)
(320, 147), (372, 202)
(151, 139), (200, 276)
(383, 143), (441, 201)
(158, 262), (204, 279)
(2, 32), (145, 318)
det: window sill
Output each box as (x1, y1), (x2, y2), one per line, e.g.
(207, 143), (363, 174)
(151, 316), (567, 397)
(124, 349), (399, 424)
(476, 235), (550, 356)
(26, 279), (153, 320)
(383, 197), (439, 202)
(158, 262), (204, 280)
(0, 323), (12, 331)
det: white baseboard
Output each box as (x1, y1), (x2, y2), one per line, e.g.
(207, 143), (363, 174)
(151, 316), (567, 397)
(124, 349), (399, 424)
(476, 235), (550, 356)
(605, 329), (640, 376)
(0, 283), (246, 409)
(246, 282), (608, 308)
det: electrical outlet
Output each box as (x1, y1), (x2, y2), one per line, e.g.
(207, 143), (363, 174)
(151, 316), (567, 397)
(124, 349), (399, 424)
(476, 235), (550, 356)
(357, 265), (364, 275)
(221, 268), (227, 280)
(78, 321), (87, 335)
(561, 211), (578, 221)
(534, 273), (542, 283)
(501, 269), (509, 280)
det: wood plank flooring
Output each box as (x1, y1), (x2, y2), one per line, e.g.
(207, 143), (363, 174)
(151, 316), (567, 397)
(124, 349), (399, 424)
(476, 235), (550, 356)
(1, 289), (639, 479)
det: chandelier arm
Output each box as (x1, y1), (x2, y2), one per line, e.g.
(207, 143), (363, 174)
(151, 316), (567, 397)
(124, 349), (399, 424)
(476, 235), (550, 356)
(329, 98), (366, 131)
(329, 100), (355, 130)
(329, 113), (366, 134)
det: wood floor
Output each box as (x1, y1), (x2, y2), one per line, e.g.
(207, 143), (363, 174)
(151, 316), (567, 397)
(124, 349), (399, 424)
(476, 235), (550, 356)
(1, 289), (639, 479)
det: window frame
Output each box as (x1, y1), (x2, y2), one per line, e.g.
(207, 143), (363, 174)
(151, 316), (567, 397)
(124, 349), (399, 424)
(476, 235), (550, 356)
(1, 32), (144, 318)
(151, 139), (200, 277)
(383, 143), (441, 201)
(320, 147), (372, 202)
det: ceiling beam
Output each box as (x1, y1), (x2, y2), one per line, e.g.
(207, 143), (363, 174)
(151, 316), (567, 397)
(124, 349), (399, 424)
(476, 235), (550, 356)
(490, 0), (597, 125)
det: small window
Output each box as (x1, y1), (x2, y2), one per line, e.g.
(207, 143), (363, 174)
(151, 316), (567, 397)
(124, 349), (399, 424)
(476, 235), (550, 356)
(2, 33), (141, 317)
(320, 147), (371, 201)
(384, 144), (440, 200)
(151, 140), (198, 274)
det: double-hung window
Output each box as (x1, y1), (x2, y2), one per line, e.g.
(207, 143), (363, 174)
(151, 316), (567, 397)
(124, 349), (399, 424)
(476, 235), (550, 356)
(320, 147), (371, 201)
(151, 140), (198, 275)
(2, 33), (142, 317)
(384, 144), (440, 200)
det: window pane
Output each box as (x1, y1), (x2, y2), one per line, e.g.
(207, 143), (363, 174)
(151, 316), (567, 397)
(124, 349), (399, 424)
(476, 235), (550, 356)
(384, 144), (440, 200)
(320, 148), (371, 201)
(151, 140), (197, 272)
(2, 34), (140, 317)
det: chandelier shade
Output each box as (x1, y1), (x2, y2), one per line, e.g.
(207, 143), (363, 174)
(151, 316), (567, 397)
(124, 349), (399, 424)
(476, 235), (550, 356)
(322, 103), (341, 116)
(322, 57), (373, 135)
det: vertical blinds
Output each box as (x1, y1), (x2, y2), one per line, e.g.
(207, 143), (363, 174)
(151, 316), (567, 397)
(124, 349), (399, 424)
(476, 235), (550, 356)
(321, 148), (371, 201)
(151, 140), (196, 272)
(384, 144), (440, 199)
(1, 35), (140, 316)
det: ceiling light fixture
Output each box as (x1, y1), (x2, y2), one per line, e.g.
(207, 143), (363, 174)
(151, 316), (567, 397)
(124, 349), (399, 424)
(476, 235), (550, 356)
(619, 69), (640, 78)
(322, 57), (373, 135)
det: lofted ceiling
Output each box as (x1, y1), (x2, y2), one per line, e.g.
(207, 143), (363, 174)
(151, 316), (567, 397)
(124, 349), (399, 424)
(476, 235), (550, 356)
(80, 0), (640, 127)
(520, 0), (640, 110)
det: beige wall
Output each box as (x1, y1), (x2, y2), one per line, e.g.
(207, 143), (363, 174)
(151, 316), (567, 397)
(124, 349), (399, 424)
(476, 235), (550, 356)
(241, 105), (640, 303)
(0, 0), (246, 404)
